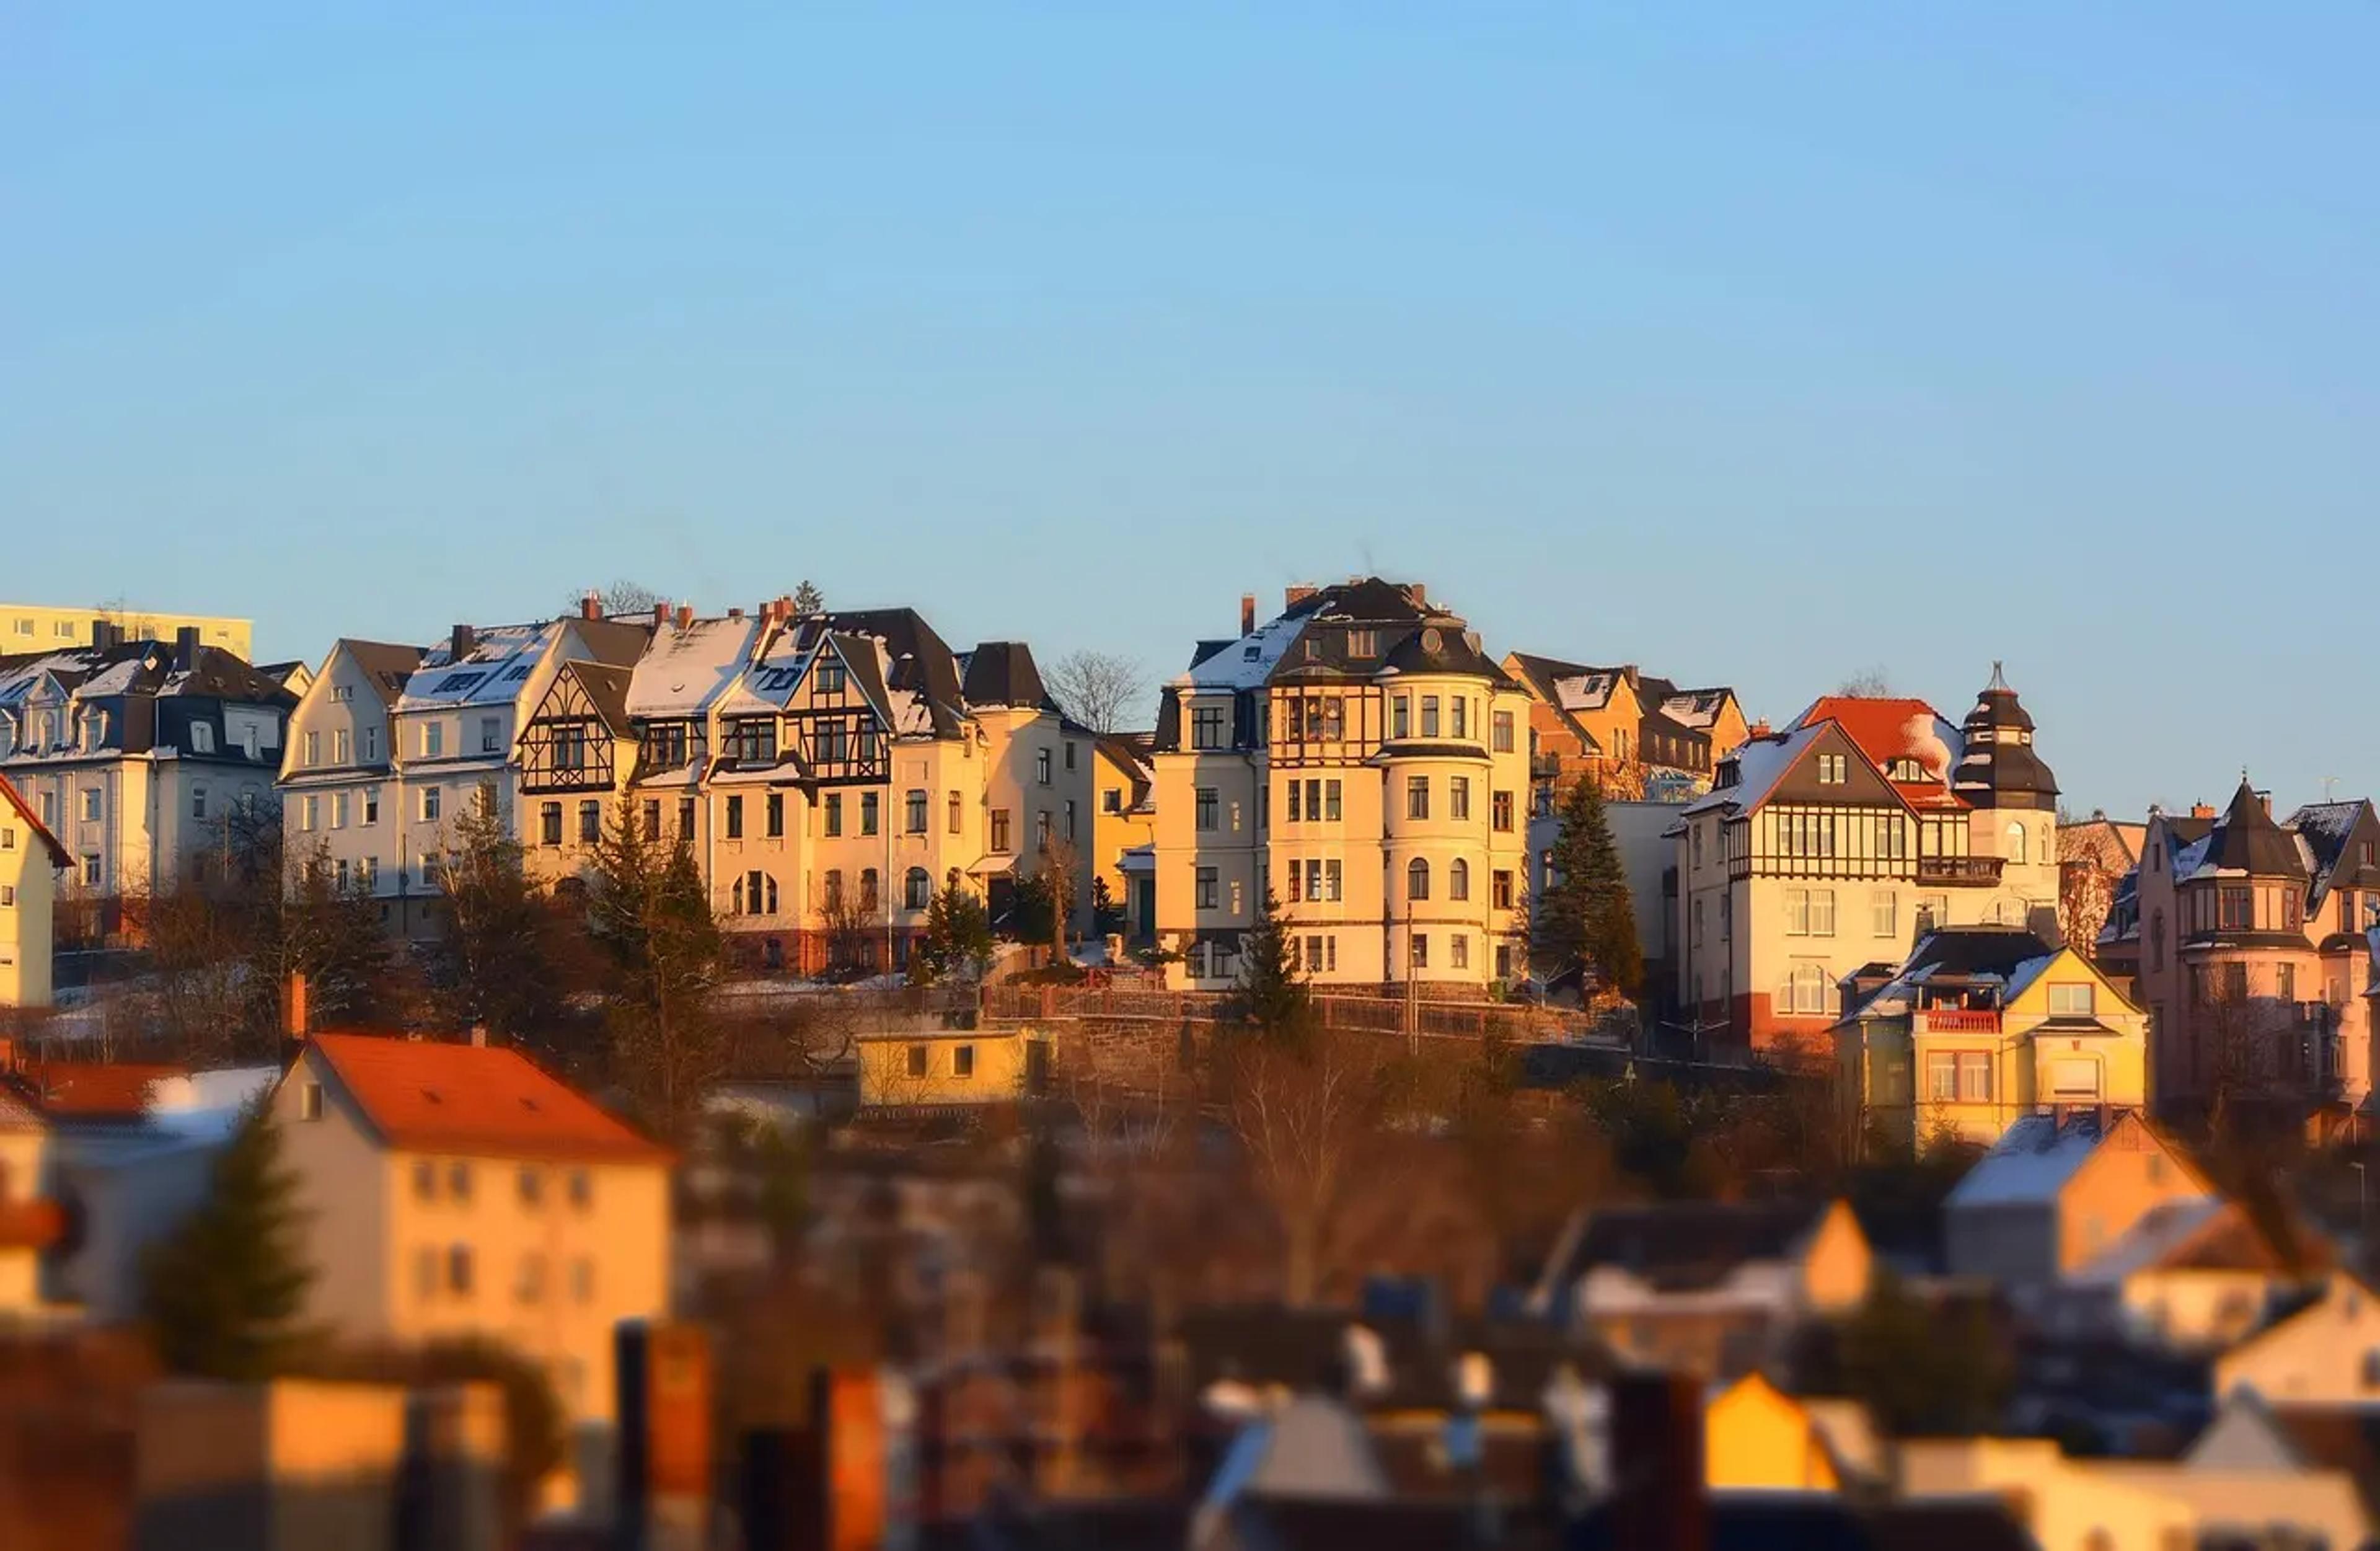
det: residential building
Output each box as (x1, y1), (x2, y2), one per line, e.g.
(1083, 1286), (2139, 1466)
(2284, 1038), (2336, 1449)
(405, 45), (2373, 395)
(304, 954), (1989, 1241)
(854, 1026), (1049, 1110)
(2213, 1273), (2380, 1409)
(2040, 1196), (2313, 1356)
(1942, 1109), (2211, 1288)
(270, 1032), (673, 1508)
(1672, 668), (2063, 1055)
(1527, 797), (1681, 1003)
(2059, 810), (2144, 979)
(1150, 580), (1533, 989)
(0, 602), (251, 662)
(1502, 652), (1747, 805)
(1833, 926), (2149, 1151)
(1, 775), (70, 1007)
(0, 627), (296, 942)
(277, 602), (647, 939)
(1091, 733), (1157, 942)
(1701, 1373), (1869, 1493)
(1529, 1200), (1871, 1376)
(2132, 780), (2380, 1124)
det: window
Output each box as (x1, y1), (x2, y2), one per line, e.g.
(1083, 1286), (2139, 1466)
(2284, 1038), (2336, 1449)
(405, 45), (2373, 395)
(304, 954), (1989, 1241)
(1785, 888), (1835, 937)
(304, 730), (320, 767)
(541, 802), (563, 846)
(1407, 776), (1429, 820)
(1958, 1053), (1993, 1103)
(1493, 869), (1514, 909)
(725, 794), (744, 839)
(1782, 963), (1831, 1015)
(1325, 860), (1342, 901)
(479, 715), (501, 754)
(1421, 696), (1441, 738)
(2006, 822), (2027, 866)
(678, 797), (696, 837)
(1411, 933), (1429, 970)
(81, 787), (102, 823)
(1452, 699), (1468, 739)
(1191, 704), (1227, 749)
(2048, 983), (2097, 1017)
(299, 1082), (324, 1121)
(1195, 867), (1219, 910)
(516, 1253), (547, 1304)
(1872, 890), (1897, 939)
(302, 794), (322, 833)
(421, 785), (442, 822)
(860, 868), (879, 911)
(1, 885), (12, 906)
(2219, 886), (2252, 931)
(637, 798), (660, 842)
(1408, 857), (1431, 901)
(824, 793), (843, 836)
(2279, 963), (2298, 1002)
(1450, 777), (1471, 821)
(1391, 697), (1410, 740)
(1196, 788), (1219, 832)
(447, 1161), (472, 1201)
(568, 1170), (592, 1210)
(1034, 810), (1052, 851)
(726, 718), (777, 764)
(906, 789), (928, 833)
(1496, 943), (1513, 979)
(1036, 748), (1052, 785)
(1492, 791), (1514, 833)
(1325, 780), (1342, 821)
(579, 800), (602, 842)
(905, 867), (932, 910)
(949, 791), (963, 833)
(906, 1044), (929, 1077)
(1493, 710), (1515, 752)
(447, 1245), (475, 1296)
(363, 788), (379, 824)
(1449, 858), (1470, 901)
(81, 854), (100, 886)
(423, 722), (444, 758)
(991, 809), (1012, 853)
(1451, 933), (1469, 970)
(552, 723), (584, 771)
(518, 1167), (544, 1208)
(1926, 1052), (1958, 1102)
(1816, 753), (1847, 785)
(1103, 787), (1123, 815)
(953, 1044), (976, 1079)
(1064, 799), (1077, 841)
(860, 792), (879, 836)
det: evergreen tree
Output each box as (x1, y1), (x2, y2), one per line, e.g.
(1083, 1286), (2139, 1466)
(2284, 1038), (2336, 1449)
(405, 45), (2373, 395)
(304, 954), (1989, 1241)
(1535, 777), (1642, 995)
(429, 788), (556, 1040)
(914, 878), (993, 984)
(1236, 888), (1315, 1044)
(588, 795), (725, 1123)
(141, 1102), (315, 1380)
(791, 579), (825, 616)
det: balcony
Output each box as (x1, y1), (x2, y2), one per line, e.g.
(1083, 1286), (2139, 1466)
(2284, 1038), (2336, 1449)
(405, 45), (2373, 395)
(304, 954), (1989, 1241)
(1917, 1007), (2003, 1036)
(1915, 856), (2006, 888)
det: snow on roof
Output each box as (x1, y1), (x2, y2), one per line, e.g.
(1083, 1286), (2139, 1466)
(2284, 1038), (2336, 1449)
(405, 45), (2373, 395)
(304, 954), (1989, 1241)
(2171, 831), (2217, 884)
(1949, 1111), (2193, 1211)
(626, 615), (762, 718)
(1660, 689), (1731, 728)
(396, 624), (555, 709)
(1175, 609), (1309, 693)
(146, 1066), (281, 1140)
(2003, 953), (2059, 1004)
(2069, 1198), (2233, 1287)
(1554, 670), (1620, 713)
(1680, 723), (1826, 818)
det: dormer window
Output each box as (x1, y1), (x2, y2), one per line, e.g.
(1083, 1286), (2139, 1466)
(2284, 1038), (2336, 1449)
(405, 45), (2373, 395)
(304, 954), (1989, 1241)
(1887, 758), (1928, 782)
(814, 659), (847, 696)
(1347, 630), (1377, 658)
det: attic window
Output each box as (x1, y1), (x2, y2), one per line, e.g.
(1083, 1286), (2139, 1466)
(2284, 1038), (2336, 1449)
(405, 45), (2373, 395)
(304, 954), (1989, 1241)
(299, 1082), (323, 1121)
(1242, 645), (1261, 661)
(1887, 758), (1928, 782)
(1347, 630), (1377, 658)
(431, 671), (486, 694)
(504, 663), (532, 681)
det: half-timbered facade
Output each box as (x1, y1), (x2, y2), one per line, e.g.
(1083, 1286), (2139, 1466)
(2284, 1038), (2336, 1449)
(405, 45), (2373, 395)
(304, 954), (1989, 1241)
(517, 660), (635, 883)
(1150, 580), (1533, 990)
(1672, 669), (2063, 1056)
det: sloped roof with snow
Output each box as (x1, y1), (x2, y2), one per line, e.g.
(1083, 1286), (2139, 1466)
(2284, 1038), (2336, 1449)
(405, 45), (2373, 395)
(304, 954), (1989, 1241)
(1949, 1110), (2202, 1211)
(1680, 723), (1827, 818)
(396, 624), (556, 710)
(1838, 928), (2059, 1022)
(627, 615), (764, 719)
(1789, 695), (1966, 810)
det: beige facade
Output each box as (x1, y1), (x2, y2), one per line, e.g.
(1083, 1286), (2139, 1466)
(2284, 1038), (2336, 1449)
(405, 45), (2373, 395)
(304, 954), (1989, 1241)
(855, 1027), (1049, 1108)
(1675, 676), (2063, 1056)
(1944, 1110), (2211, 1286)
(2214, 1274), (2380, 1407)
(1152, 581), (1532, 990)
(1, 777), (69, 1007)
(2, 602), (250, 661)
(1090, 735), (1157, 935)
(270, 1036), (671, 1507)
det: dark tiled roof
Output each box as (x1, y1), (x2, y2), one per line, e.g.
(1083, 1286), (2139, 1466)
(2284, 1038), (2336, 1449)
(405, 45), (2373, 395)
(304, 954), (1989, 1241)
(960, 641), (1054, 711)
(1282, 578), (1434, 624)
(2288, 799), (2380, 910)
(568, 661), (633, 736)
(1546, 1201), (1833, 1294)
(338, 640), (430, 707)
(804, 608), (967, 737)
(2206, 780), (2308, 878)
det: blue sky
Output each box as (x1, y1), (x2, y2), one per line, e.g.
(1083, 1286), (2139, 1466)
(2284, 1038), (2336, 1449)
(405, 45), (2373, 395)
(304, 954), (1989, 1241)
(6, 4), (2374, 816)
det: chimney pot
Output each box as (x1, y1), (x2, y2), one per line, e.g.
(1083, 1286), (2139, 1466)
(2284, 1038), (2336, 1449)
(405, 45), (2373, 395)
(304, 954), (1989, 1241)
(450, 624), (475, 661)
(728, 607), (744, 620)
(469, 1024), (488, 1048)
(1240, 593), (1257, 636)
(283, 973), (310, 1040)
(653, 603), (669, 629)
(676, 604), (695, 630)
(2192, 801), (2216, 820)
(580, 591), (602, 622)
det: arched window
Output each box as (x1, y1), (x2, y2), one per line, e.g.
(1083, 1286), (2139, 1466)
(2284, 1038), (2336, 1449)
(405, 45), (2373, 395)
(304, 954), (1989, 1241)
(1448, 858), (1470, 901)
(1783, 963), (1832, 1016)
(1407, 857), (1430, 901)
(2006, 821), (2028, 866)
(905, 867), (932, 911)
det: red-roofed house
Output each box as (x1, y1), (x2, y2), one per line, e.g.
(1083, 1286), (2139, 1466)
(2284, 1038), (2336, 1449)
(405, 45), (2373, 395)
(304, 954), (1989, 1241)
(269, 1032), (673, 1510)
(1, 773), (71, 1007)
(1672, 669), (2065, 1054)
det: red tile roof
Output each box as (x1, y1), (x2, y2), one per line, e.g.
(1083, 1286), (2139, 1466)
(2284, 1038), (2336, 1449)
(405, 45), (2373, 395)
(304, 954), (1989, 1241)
(0, 774), (70, 869)
(14, 1062), (187, 1122)
(303, 1033), (672, 1166)
(1792, 696), (1967, 810)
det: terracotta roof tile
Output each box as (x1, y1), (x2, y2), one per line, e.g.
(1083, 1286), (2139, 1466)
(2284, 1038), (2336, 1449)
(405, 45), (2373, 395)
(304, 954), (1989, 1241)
(304, 1033), (672, 1165)
(15, 1061), (186, 1121)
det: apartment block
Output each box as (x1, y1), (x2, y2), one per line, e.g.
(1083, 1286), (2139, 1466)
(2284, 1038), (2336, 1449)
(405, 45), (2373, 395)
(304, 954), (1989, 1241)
(1, 602), (252, 663)
(1149, 580), (1532, 989)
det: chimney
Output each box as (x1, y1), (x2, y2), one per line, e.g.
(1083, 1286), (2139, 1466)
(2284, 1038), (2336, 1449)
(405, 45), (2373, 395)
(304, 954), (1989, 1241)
(282, 973), (310, 1040)
(172, 625), (201, 673)
(1747, 718), (1773, 740)
(676, 603), (695, 630)
(2192, 801), (2217, 820)
(469, 1023), (488, 1049)
(653, 602), (670, 629)
(1609, 1372), (1707, 1551)
(580, 590), (602, 621)
(1408, 582), (1427, 606)
(1240, 593), (1257, 635)
(449, 624), (475, 662)
(1284, 584), (1318, 611)
(2258, 789), (2273, 818)
(728, 607), (744, 621)
(0, 1036), (15, 1076)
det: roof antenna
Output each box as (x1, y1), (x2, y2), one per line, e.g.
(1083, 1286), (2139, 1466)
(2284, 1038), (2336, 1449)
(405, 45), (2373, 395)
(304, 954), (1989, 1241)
(2325, 776), (2341, 803)
(1986, 660), (2009, 692)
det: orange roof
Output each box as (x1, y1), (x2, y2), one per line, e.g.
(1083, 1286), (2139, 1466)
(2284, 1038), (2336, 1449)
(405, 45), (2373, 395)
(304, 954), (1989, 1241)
(1793, 696), (1967, 810)
(0, 774), (70, 869)
(15, 1061), (187, 1121)
(303, 1033), (672, 1166)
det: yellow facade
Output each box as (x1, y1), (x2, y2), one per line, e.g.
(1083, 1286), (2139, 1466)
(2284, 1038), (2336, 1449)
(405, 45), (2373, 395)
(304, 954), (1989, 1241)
(855, 1027), (1048, 1108)
(1799, 1200), (1875, 1314)
(0, 797), (63, 1007)
(1, 602), (252, 661)
(1090, 740), (1157, 930)
(1703, 1374), (1841, 1491)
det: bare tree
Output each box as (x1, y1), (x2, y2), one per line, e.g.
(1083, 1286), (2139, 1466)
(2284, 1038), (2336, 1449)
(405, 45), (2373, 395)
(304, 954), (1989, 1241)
(1043, 650), (1150, 735)
(1222, 1026), (1386, 1306)
(570, 580), (666, 616)
(1837, 666), (1894, 697)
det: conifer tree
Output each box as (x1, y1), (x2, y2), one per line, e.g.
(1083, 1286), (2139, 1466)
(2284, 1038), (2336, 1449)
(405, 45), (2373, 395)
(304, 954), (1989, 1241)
(430, 787), (555, 1040)
(914, 878), (994, 984)
(1237, 888), (1315, 1044)
(1535, 777), (1642, 995)
(141, 1102), (315, 1380)
(588, 795), (725, 1122)
(791, 579), (825, 616)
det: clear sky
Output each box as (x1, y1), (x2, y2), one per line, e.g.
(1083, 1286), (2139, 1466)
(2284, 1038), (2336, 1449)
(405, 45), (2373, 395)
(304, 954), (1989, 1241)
(6, 4), (2374, 818)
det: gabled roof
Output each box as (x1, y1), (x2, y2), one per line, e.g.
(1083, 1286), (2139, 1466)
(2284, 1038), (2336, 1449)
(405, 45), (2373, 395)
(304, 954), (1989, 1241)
(1789, 696), (1965, 810)
(1679, 722), (1830, 818)
(1542, 1200), (1842, 1295)
(396, 623), (555, 710)
(333, 640), (428, 707)
(300, 1034), (672, 1165)
(1838, 927), (2060, 1023)
(570, 661), (633, 736)
(2286, 798), (2380, 911)
(9, 1060), (188, 1123)
(627, 613), (765, 720)
(1948, 1110), (2206, 1211)
(0, 773), (70, 868)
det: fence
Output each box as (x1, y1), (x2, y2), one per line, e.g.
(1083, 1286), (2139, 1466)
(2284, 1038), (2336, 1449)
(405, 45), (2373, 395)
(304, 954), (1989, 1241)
(981, 983), (1628, 1046)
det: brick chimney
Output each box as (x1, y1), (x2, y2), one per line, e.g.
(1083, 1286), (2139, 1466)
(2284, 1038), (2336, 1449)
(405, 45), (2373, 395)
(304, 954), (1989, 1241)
(580, 590), (602, 621)
(281, 972), (309, 1040)
(449, 624), (475, 662)
(1240, 593), (1257, 635)
(728, 607), (744, 621)
(2257, 789), (2273, 817)
(1408, 582), (1426, 606)
(676, 603), (695, 630)
(172, 625), (201, 673)
(2191, 801), (2216, 820)
(1284, 584), (1317, 612)
(1747, 718), (1773, 740)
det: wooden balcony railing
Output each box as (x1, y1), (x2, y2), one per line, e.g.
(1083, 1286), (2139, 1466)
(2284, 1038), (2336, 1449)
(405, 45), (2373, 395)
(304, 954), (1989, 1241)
(1915, 856), (2007, 888)
(1918, 1007), (2003, 1035)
